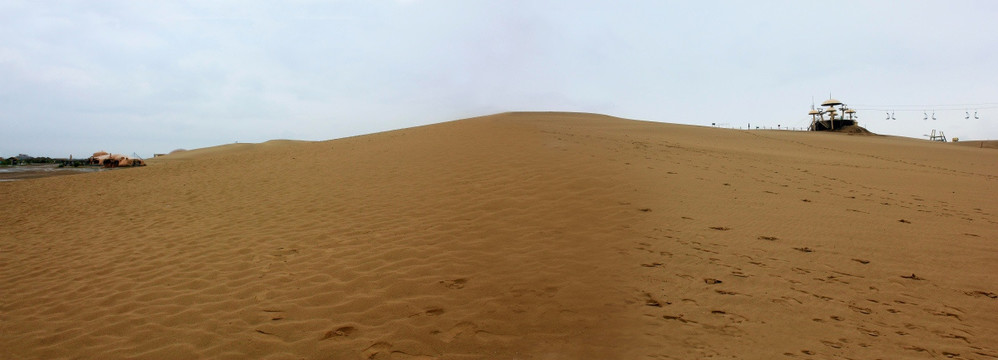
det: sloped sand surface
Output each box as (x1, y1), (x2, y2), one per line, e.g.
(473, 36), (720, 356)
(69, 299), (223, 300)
(2, 112), (996, 359)
(952, 140), (998, 149)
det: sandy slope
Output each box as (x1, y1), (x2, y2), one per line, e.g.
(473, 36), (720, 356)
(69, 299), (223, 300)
(1, 112), (996, 359)
(952, 140), (998, 149)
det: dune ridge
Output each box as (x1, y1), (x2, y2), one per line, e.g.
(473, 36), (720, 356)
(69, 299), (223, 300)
(2, 112), (996, 359)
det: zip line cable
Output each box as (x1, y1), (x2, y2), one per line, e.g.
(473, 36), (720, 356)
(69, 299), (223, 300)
(851, 103), (998, 112)
(852, 102), (998, 107)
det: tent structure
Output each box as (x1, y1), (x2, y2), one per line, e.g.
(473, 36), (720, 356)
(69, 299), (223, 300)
(86, 151), (145, 167)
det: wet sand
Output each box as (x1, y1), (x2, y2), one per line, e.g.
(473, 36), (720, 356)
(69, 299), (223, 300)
(0, 165), (105, 181)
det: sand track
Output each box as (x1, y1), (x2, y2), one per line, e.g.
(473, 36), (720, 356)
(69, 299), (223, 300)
(2, 112), (996, 359)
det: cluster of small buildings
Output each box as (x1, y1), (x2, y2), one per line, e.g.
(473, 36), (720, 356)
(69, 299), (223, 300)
(86, 151), (145, 167)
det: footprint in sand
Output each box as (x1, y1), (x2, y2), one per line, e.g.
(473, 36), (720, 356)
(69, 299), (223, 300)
(362, 341), (393, 360)
(662, 314), (697, 324)
(439, 278), (468, 289)
(848, 305), (872, 315)
(965, 290), (997, 299)
(425, 308), (445, 316)
(926, 309), (962, 321)
(321, 326), (357, 340)
(941, 333), (969, 343)
(857, 327), (880, 337)
(437, 322), (477, 343)
(642, 292), (669, 307)
(791, 267), (811, 274)
(821, 340), (844, 349)
(407, 307), (445, 318)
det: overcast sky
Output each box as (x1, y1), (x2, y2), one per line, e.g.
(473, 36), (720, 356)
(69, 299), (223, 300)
(2, 0), (996, 158)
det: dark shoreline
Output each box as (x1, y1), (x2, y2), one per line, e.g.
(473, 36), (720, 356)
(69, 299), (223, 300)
(0, 164), (106, 181)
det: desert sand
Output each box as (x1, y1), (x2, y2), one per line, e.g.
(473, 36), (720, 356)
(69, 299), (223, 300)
(2, 112), (996, 359)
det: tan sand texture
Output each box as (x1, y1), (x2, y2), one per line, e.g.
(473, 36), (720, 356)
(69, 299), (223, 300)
(2, 112), (996, 359)
(952, 140), (998, 149)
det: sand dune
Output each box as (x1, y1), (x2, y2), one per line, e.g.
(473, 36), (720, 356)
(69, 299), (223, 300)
(2, 112), (996, 359)
(952, 140), (998, 149)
